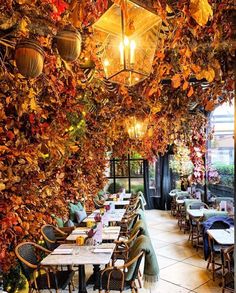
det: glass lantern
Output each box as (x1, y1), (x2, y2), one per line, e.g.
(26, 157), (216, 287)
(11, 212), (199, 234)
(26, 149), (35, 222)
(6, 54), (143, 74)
(93, 0), (162, 86)
(125, 116), (148, 139)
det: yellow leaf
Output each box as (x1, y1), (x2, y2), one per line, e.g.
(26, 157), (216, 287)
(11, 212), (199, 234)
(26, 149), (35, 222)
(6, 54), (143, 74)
(0, 182), (5, 191)
(204, 67), (215, 82)
(190, 0), (213, 26)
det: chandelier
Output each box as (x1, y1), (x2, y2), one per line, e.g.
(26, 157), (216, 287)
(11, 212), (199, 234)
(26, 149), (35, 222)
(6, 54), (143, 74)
(93, 0), (162, 86)
(125, 116), (148, 139)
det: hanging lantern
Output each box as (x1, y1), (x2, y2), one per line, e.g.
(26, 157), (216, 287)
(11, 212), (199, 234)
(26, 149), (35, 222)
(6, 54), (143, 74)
(15, 39), (45, 78)
(56, 29), (82, 62)
(125, 116), (148, 139)
(93, 0), (162, 86)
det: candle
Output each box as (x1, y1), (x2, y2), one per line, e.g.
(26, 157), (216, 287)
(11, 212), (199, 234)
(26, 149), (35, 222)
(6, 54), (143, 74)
(119, 42), (124, 65)
(103, 59), (109, 77)
(130, 40), (136, 64)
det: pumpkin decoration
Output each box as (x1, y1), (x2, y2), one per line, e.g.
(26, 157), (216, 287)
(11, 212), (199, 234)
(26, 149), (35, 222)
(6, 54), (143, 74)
(56, 29), (82, 62)
(15, 39), (45, 78)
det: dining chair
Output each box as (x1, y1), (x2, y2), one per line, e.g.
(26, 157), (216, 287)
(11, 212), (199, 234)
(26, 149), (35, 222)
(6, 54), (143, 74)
(15, 242), (74, 293)
(222, 245), (234, 293)
(176, 194), (191, 231)
(206, 221), (231, 281)
(41, 224), (68, 251)
(98, 251), (144, 293)
(188, 202), (209, 249)
(169, 189), (180, 216)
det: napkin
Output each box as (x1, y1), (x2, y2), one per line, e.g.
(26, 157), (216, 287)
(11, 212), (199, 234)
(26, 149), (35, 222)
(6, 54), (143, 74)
(93, 248), (113, 254)
(51, 248), (73, 255)
(72, 230), (87, 235)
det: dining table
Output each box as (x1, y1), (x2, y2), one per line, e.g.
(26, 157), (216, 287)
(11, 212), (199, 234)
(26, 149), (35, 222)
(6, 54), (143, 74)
(105, 200), (130, 209)
(41, 243), (116, 293)
(83, 209), (126, 224)
(66, 226), (121, 242)
(207, 227), (234, 245)
(108, 193), (132, 200)
(187, 208), (212, 219)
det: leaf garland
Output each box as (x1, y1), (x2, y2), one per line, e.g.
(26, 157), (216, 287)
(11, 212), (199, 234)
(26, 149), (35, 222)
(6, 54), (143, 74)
(0, 0), (234, 275)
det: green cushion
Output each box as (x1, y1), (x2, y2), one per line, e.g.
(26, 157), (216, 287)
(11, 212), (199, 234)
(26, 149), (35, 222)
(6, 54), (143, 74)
(184, 199), (201, 209)
(69, 202), (83, 221)
(51, 214), (64, 227)
(55, 217), (64, 227)
(203, 210), (228, 221)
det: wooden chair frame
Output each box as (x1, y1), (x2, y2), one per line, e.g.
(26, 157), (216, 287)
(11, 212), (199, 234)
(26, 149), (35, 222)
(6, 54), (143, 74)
(99, 251), (144, 293)
(15, 241), (73, 293)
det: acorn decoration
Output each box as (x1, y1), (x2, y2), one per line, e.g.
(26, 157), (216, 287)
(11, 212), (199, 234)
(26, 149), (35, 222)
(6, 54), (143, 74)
(15, 39), (45, 78)
(56, 29), (82, 62)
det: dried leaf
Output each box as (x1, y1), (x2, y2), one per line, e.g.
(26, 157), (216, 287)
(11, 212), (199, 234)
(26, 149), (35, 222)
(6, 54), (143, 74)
(205, 100), (215, 111)
(0, 182), (6, 191)
(187, 86), (194, 97)
(183, 80), (189, 91)
(190, 0), (213, 26)
(172, 74), (181, 88)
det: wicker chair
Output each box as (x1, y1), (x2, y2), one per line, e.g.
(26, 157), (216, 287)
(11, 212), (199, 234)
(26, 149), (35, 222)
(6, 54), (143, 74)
(112, 230), (140, 264)
(98, 251), (144, 293)
(176, 194), (191, 231)
(119, 212), (139, 237)
(207, 221), (231, 281)
(222, 245), (234, 293)
(15, 242), (74, 293)
(188, 202), (209, 249)
(41, 224), (69, 251)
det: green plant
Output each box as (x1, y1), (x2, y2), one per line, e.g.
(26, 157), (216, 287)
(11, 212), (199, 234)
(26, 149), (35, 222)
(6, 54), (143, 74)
(107, 182), (124, 194)
(3, 265), (26, 293)
(131, 184), (144, 194)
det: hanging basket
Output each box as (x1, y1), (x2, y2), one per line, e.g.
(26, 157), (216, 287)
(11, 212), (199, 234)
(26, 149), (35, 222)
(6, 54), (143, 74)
(15, 39), (45, 78)
(56, 29), (82, 62)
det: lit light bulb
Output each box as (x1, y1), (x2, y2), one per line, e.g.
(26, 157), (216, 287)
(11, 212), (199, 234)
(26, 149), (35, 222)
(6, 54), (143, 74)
(130, 40), (136, 64)
(103, 59), (110, 76)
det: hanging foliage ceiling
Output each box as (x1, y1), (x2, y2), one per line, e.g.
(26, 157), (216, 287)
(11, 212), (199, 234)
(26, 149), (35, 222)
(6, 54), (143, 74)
(0, 0), (234, 273)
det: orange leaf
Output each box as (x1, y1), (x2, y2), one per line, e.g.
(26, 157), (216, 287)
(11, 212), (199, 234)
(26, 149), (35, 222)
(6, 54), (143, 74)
(171, 74), (181, 88)
(187, 86), (194, 97)
(183, 81), (189, 91)
(205, 100), (215, 111)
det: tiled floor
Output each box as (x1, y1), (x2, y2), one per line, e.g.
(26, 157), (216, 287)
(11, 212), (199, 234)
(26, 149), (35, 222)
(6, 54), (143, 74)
(20, 210), (223, 292)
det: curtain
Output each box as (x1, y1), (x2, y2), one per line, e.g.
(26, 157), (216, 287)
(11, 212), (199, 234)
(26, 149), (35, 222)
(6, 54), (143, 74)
(144, 153), (172, 210)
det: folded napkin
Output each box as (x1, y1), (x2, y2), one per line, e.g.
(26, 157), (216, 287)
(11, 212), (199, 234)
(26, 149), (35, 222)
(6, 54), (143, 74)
(51, 248), (73, 255)
(72, 230), (87, 235)
(93, 248), (113, 254)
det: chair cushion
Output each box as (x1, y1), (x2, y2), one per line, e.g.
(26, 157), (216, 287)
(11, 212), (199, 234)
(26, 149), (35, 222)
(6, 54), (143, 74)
(64, 219), (75, 227)
(203, 211), (228, 221)
(69, 202), (83, 221)
(55, 217), (64, 228)
(74, 209), (87, 223)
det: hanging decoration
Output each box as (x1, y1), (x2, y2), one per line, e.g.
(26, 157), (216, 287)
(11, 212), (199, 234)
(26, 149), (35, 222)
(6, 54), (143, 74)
(56, 29), (82, 62)
(15, 39), (45, 78)
(93, 0), (162, 86)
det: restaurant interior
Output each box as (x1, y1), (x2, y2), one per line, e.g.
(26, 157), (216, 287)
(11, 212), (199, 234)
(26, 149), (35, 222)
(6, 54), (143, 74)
(0, 0), (235, 293)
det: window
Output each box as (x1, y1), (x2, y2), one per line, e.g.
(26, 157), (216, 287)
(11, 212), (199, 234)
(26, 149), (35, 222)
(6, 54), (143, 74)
(105, 154), (144, 194)
(206, 102), (234, 198)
